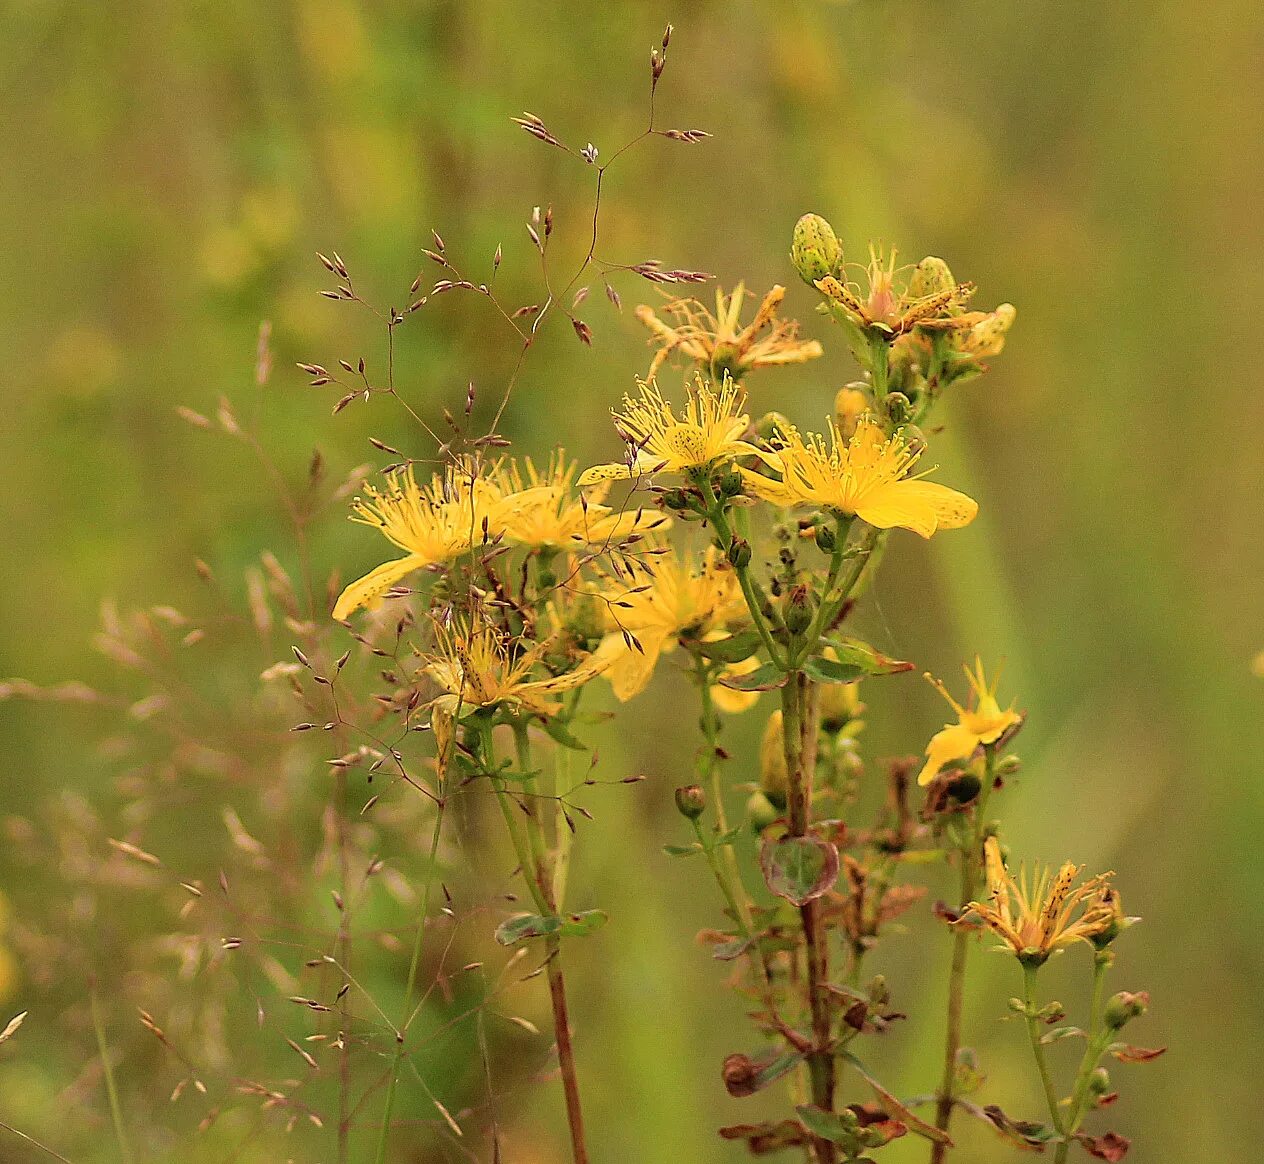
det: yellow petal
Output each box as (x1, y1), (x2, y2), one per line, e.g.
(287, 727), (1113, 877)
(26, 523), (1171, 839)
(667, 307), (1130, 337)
(738, 466), (797, 506)
(856, 480), (978, 538)
(596, 627), (670, 702)
(712, 680), (759, 714)
(577, 462), (634, 487)
(917, 722), (982, 786)
(332, 554), (428, 620)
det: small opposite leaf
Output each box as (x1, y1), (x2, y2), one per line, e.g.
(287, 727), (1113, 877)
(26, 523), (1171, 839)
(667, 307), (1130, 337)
(841, 1052), (952, 1146)
(718, 661), (787, 692)
(693, 629), (762, 664)
(1041, 1025), (1087, 1045)
(663, 842), (704, 858)
(541, 717), (589, 752)
(760, 835), (839, 906)
(494, 909), (607, 946)
(1108, 1043), (1166, 1064)
(823, 636), (916, 677)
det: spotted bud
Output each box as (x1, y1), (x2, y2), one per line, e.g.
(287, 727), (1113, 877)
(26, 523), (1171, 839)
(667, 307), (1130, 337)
(674, 784), (706, 820)
(908, 256), (956, 300)
(1104, 990), (1149, 1030)
(791, 213), (843, 286)
(727, 537), (752, 569)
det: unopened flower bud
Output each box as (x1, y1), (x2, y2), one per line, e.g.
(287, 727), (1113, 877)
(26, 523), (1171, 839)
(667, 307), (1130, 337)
(791, 213), (843, 286)
(834, 385), (869, 441)
(746, 789), (780, 832)
(908, 256), (956, 300)
(883, 391), (912, 424)
(718, 469), (743, 498)
(784, 585), (814, 636)
(759, 711), (788, 805)
(1104, 990), (1149, 1030)
(814, 522), (837, 553)
(820, 680), (863, 733)
(727, 537), (753, 569)
(1088, 1067), (1112, 1096)
(753, 410), (793, 442)
(994, 753), (1021, 777)
(674, 784), (706, 820)
(662, 488), (691, 511)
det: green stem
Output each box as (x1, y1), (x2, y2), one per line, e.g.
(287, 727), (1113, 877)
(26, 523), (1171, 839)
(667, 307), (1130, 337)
(508, 720), (591, 1164)
(1023, 964), (1067, 1139)
(701, 481), (787, 671)
(781, 674), (836, 1164)
(1058, 954), (1114, 1162)
(930, 749), (996, 1161)
(91, 986), (135, 1164)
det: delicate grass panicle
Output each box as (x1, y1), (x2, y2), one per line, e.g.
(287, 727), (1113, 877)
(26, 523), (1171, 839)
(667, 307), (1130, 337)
(0, 23), (1158, 1164)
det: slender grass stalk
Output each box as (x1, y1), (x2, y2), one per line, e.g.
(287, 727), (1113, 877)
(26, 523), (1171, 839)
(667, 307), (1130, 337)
(90, 985), (136, 1164)
(373, 804), (446, 1164)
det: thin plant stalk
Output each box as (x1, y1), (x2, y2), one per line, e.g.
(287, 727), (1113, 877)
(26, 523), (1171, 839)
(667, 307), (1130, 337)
(930, 748), (996, 1161)
(1023, 964), (1068, 1143)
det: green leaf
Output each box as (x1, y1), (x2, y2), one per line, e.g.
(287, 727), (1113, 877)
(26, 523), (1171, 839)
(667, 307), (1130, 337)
(718, 660), (787, 692)
(760, 835), (839, 905)
(662, 842), (704, 858)
(957, 1101), (1055, 1151)
(540, 717), (589, 752)
(1041, 1026), (1087, 1045)
(692, 629), (762, 663)
(494, 909), (608, 946)
(802, 655), (867, 684)
(822, 635), (916, 677)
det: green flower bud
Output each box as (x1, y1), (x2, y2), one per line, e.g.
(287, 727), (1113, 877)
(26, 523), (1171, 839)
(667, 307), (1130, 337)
(883, 391), (912, 424)
(994, 753), (1022, 777)
(784, 585), (814, 636)
(746, 789), (780, 832)
(674, 784), (706, 820)
(908, 256), (956, 300)
(791, 213), (843, 286)
(718, 469), (743, 498)
(727, 537), (753, 569)
(1104, 990), (1149, 1030)
(814, 522), (837, 553)
(1088, 1067), (1112, 1096)
(753, 410), (792, 442)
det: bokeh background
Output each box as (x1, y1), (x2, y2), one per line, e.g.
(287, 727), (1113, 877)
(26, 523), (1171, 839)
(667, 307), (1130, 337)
(2, 1), (1261, 1161)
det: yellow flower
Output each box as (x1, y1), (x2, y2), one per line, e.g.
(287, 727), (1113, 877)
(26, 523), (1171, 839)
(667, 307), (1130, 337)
(968, 837), (1118, 964)
(333, 459), (511, 620)
(814, 245), (975, 337)
(742, 416), (978, 538)
(425, 618), (607, 721)
(917, 658), (1021, 786)
(490, 453), (669, 551)
(635, 283), (823, 381)
(592, 545), (753, 707)
(578, 376), (764, 487)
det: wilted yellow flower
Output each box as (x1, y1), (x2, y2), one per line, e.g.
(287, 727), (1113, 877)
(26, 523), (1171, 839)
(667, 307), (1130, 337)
(425, 618), (607, 721)
(814, 245), (974, 337)
(593, 546), (753, 707)
(742, 416), (978, 538)
(968, 837), (1118, 965)
(490, 453), (668, 551)
(578, 376), (763, 486)
(635, 283), (823, 382)
(333, 460), (513, 621)
(917, 658), (1021, 786)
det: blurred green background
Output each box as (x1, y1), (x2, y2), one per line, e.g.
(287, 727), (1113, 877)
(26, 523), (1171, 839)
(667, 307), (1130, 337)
(2, 0), (1260, 1160)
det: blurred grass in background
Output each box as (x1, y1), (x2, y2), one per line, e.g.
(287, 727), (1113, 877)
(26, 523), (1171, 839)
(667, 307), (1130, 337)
(1, 0), (1260, 1160)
